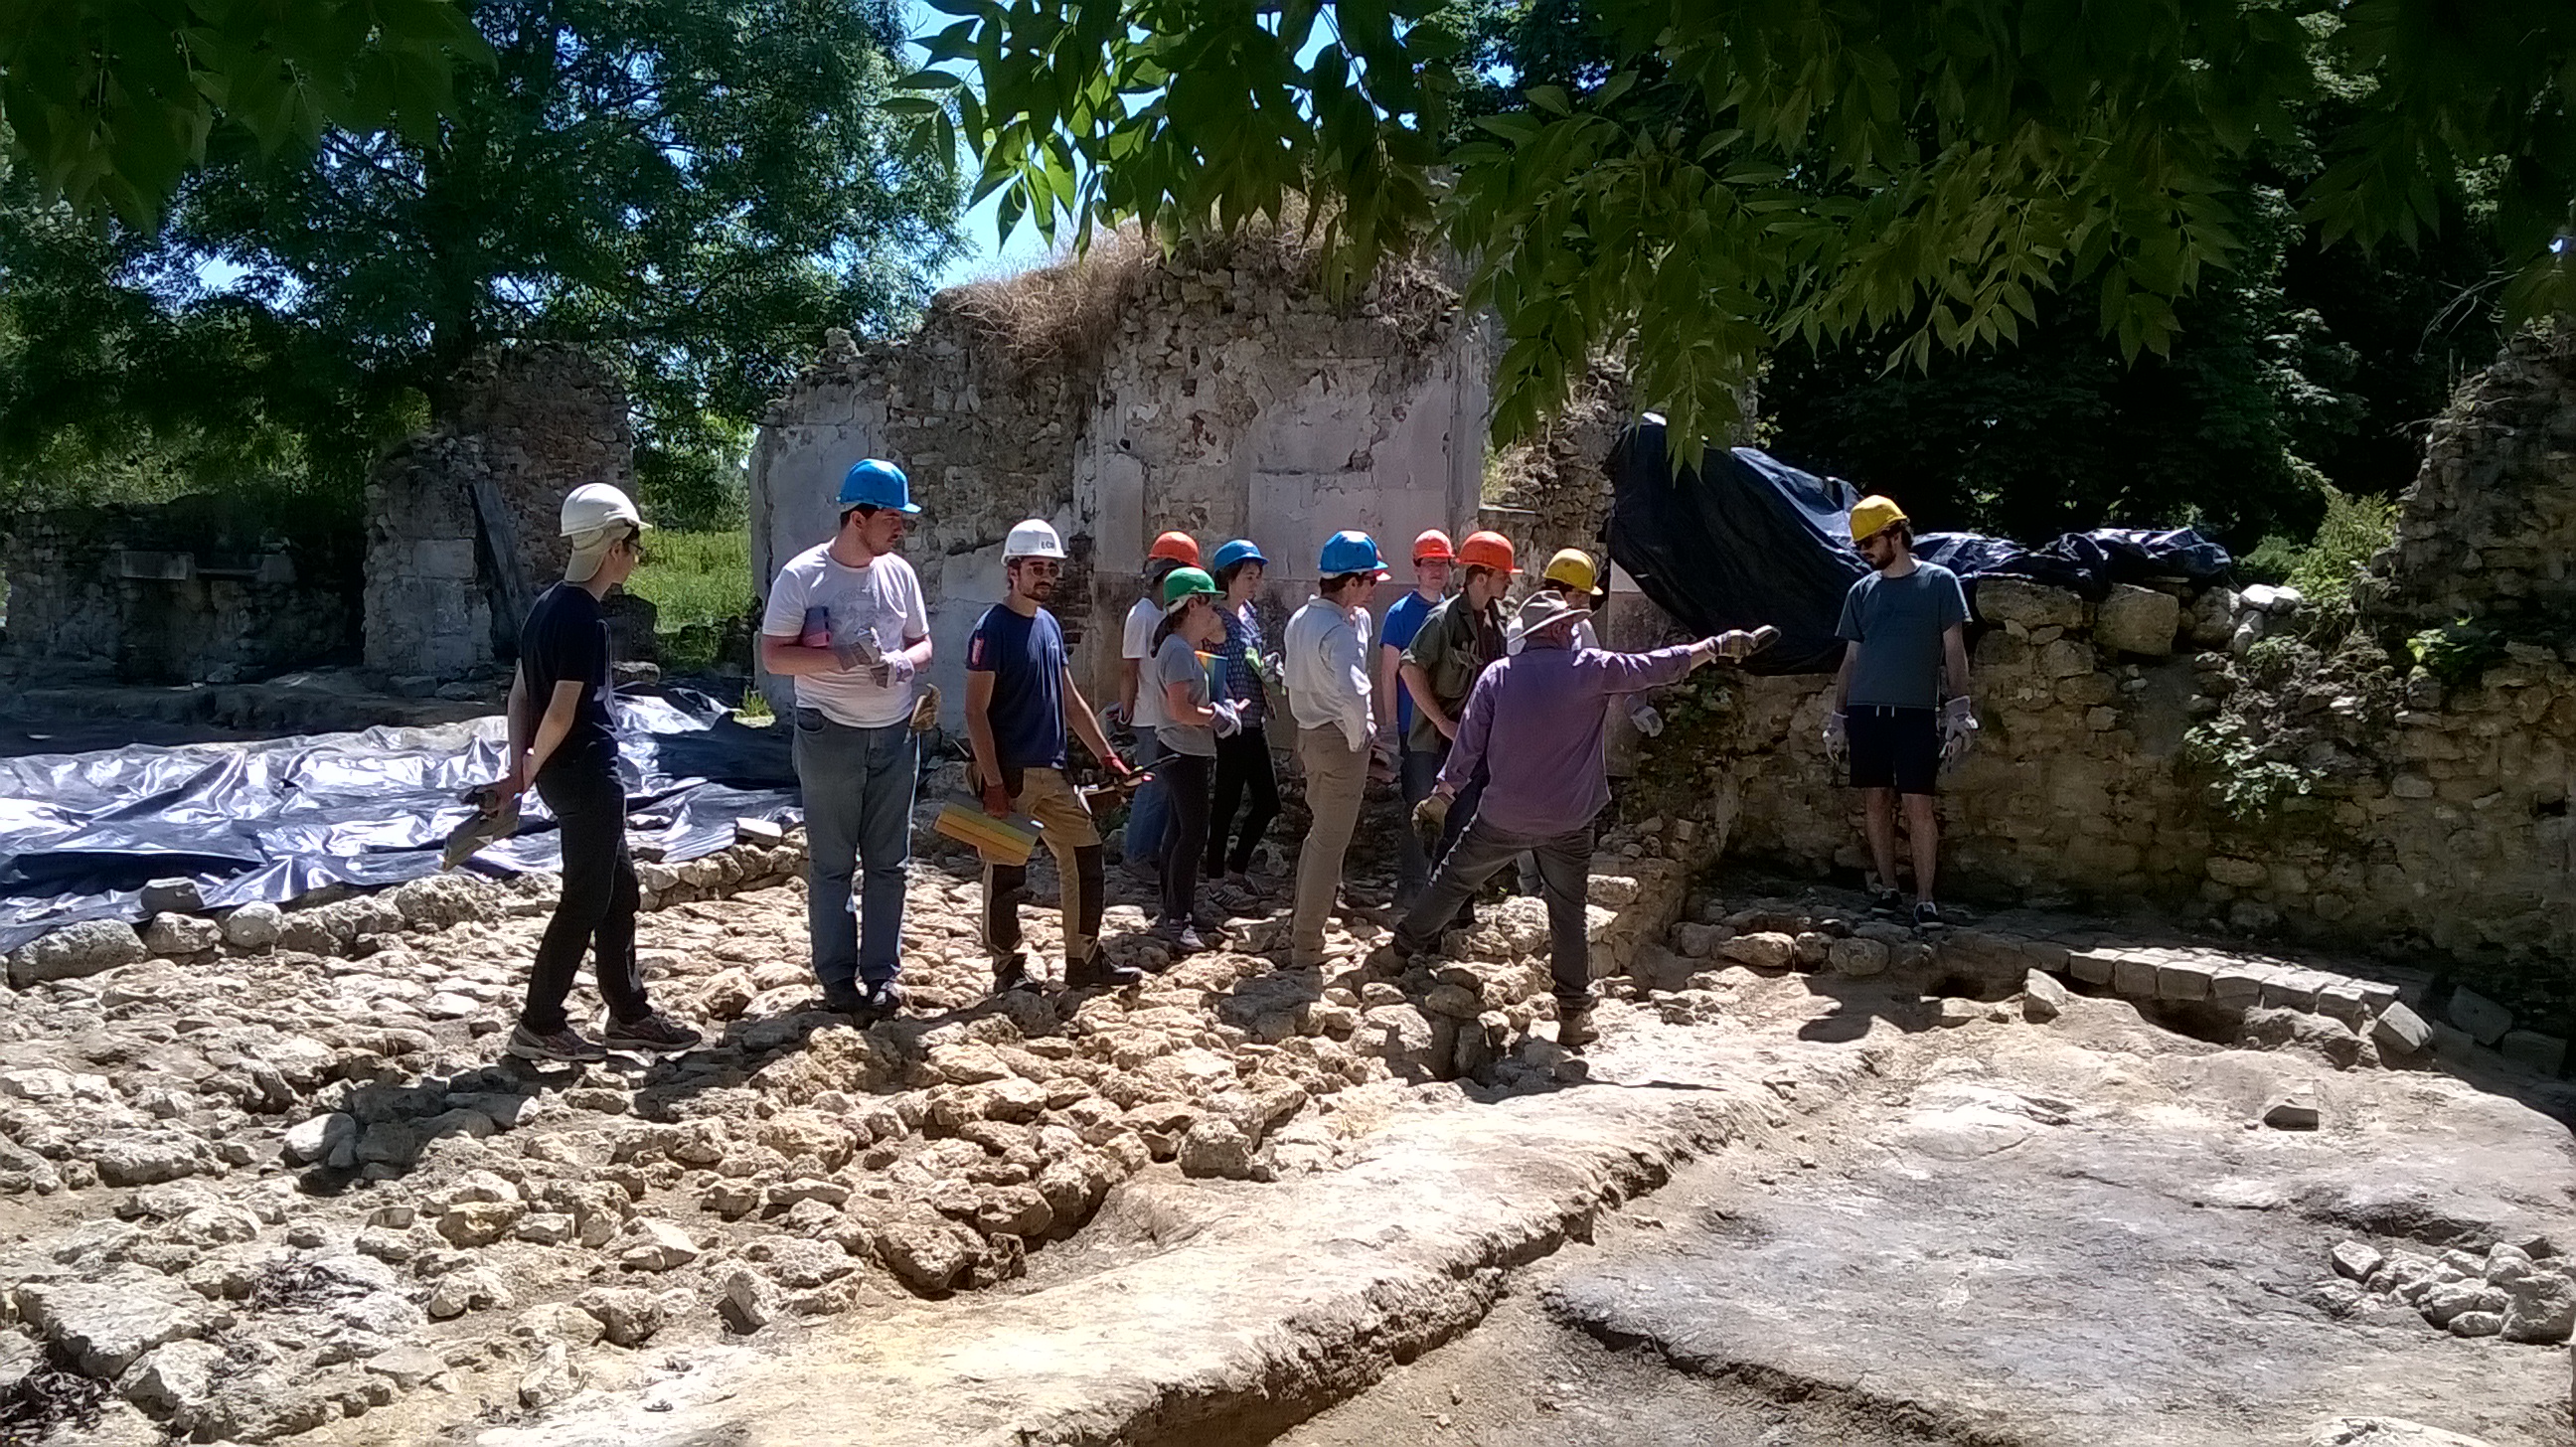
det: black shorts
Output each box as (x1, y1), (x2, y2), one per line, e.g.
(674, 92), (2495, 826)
(1848, 705), (1940, 795)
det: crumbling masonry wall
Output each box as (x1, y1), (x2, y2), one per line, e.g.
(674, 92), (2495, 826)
(750, 241), (1487, 726)
(364, 346), (636, 679)
(1645, 325), (2576, 1042)
(0, 494), (359, 685)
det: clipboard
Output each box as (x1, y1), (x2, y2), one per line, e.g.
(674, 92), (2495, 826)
(932, 790), (1042, 866)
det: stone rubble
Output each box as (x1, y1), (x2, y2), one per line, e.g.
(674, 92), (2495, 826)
(2338, 1237), (2576, 1345)
(0, 803), (1699, 1443)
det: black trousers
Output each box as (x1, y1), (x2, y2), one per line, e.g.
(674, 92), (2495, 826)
(1156, 749), (1213, 924)
(522, 755), (651, 1034)
(1205, 724), (1279, 875)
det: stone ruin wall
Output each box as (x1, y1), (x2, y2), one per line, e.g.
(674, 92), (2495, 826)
(0, 495), (359, 685)
(1648, 323), (2576, 1048)
(363, 345), (639, 682)
(749, 241), (1487, 727)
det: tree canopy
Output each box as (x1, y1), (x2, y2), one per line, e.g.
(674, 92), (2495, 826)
(0, 0), (488, 226)
(923, 0), (2576, 459)
(1, 0), (958, 526)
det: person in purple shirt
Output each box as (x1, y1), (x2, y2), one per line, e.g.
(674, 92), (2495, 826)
(1387, 592), (1755, 1046)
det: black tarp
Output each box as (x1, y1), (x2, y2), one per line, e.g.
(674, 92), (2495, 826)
(0, 688), (802, 953)
(1605, 420), (2233, 674)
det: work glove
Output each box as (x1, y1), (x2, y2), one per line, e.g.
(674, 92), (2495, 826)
(1102, 702), (1129, 728)
(1716, 624), (1782, 662)
(1259, 651), (1285, 683)
(1631, 703), (1664, 737)
(1410, 792), (1451, 851)
(1824, 711), (1850, 765)
(831, 631), (883, 674)
(1941, 697), (1979, 764)
(1210, 699), (1243, 738)
(869, 653), (915, 688)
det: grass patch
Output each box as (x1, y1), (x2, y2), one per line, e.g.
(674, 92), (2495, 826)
(628, 529), (753, 672)
(2240, 484), (2396, 613)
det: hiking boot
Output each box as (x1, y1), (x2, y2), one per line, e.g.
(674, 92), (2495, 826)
(1066, 953), (1144, 990)
(602, 1013), (702, 1054)
(1912, 900), (1944, 929)
(859, 978), (907, 1019)
(1556, 1003), (1599, 1048)
(992, 951), (1037, 994)
(506, 1023), (608, 1063)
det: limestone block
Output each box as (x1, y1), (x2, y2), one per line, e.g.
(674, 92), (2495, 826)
(413, 538), (480, 580)
(2022, 970), (2068, 1022)
(2446, 987), (2511, 1045)
(2066, 949), (2119, 986)
(2154, 960), (2212, 1003)
(2496, 1030), (2566, 1074)
(2205, 856), (2268, 887)
(2110, 953), (2160, 998)
(9, 920), (146, 986)
(2370, 1003), (2432, 1056)
(2095, 585), (2181, 656)
(1972, 577), (2085, 630)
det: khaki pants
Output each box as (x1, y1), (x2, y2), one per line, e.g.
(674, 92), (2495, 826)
(1293, 725), (1369, 966)
(976, 763), (1104, 968)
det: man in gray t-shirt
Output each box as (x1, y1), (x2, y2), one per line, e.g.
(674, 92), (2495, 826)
(1826, 495), (1975, 927)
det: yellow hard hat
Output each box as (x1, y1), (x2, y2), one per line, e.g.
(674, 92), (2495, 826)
(1850, 496), (1908, 543)
(1541, 548), (1598, 592)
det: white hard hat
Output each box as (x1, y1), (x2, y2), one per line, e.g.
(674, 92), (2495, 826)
(561, 482), (645, 538)
(1004, 518), (1066, 562)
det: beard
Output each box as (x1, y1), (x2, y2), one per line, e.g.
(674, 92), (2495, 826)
(1022, 577), (1057, 604)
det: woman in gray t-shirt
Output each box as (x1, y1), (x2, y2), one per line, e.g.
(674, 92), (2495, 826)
(1149, 568), (1232, 949)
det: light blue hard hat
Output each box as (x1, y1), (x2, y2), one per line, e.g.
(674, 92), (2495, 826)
(1211, 539), (1267, 572)
(839, 458), (920, 514)
(1318, 530), (1388, 578)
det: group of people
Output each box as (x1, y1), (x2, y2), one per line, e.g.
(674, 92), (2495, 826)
(490, 457), (1977, 1063)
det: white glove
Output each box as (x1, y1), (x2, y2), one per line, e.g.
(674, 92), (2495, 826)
(1210, 699), (1243, 738)
(1941, 697), (1979, 763)
(1824, 711), (1850, 764)
(1631, 703), (1664, 737)
(830, 631), (884, 674)
(870, 653), (916, 688)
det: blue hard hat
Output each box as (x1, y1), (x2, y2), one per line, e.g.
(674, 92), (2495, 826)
(839, 458), (920, 514)
(1318, 530), (1388, 577)
(1211, 539), (1267, 571)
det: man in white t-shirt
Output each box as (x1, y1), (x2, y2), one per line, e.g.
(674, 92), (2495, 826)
(758, 458), (932, 1018)
(1114, 531), (1199, 882)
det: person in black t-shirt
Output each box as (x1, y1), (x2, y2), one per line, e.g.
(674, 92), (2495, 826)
(497, 483), (704, 1063)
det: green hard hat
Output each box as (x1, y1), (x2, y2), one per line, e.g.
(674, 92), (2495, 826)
(1160, 565), (1218, 611)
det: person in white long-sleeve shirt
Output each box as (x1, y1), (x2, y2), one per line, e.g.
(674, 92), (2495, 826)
(1282, 530), (1388, 970)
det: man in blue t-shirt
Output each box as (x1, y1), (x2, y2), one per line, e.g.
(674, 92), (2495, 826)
(1826, 495), (1976, 927)
(964, 520), (1143, 992)
(1374, 529), (1452, 907)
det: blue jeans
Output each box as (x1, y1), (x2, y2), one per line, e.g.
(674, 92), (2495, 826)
(1396, 741), (1443, 905)
(792, 710), (918, 993)
(1399, 816), (1597, 1008)
(1126, 732), (1170, 867)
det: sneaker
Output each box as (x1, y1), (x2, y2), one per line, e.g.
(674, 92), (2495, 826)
(506, 1023), (608, 1063)
(1190, 910), (1231, 938)
(1869, 888), (1905, 917)
(820, 986), (868, 1015)
(1154, 920), (1209, 955)
(1912, 900), (1944, 929)
(1066, 953), (1144, 989)
(601, 1013), (703, 1054)
(1557, 1004), (1599, 1048)
(992, 951), (1037, 994)
(860, 978), (907, 1018)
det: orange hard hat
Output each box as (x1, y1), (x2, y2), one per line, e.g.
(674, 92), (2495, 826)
(1412, 529), (1456, 563)
(1147, 531), (1200, 567)
(1456, 530), (1520, 574)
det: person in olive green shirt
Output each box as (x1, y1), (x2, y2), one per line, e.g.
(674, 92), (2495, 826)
(1398, 530), (1519, 870)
